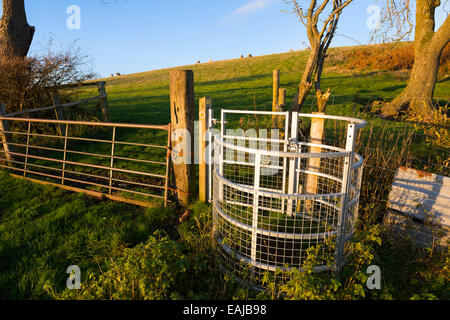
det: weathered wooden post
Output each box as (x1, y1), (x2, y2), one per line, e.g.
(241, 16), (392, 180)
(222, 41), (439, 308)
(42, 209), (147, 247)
(273, 70), (279, 111)
(0, 103), (14, 166)
(97, 81), (111, 122)
(278, 88), (286, 108)
(277, 88), (286, 129)
(170, 70), (195, 206)
(272, 70), (280, 127)
(199, 97), (211, 203)
(52, 94), (66, 136)
(305, 89), (331, 210)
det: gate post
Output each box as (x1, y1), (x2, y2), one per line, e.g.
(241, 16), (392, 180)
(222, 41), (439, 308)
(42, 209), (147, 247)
(272, 70), (280, 128)
(97, 81), (111, 122)
(335, 123), (357, 274)
(170, 70), (195, 206)
(199, 97), (211, 202)
(0, 103), (14, 166)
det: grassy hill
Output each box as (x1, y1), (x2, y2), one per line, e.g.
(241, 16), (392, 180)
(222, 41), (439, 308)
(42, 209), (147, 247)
(1, 46), (449, 300)
(87, 45), (449, 125)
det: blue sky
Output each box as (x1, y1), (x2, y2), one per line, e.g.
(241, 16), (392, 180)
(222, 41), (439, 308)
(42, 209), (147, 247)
(10, 0), (449, 78)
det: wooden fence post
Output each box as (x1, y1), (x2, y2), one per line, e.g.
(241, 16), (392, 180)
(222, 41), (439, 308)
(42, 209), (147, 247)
(97, 81), (111, 122)
(0, 103), (14, 166)
(199, 97), (211, 202)
(273, 70), (279, 111)
(272, 70), (280, 127)
(52, 94), (66, 136)
(277, 88), (286, 129)
(305, 112), (325, 211)
(170, 70), (195, 206)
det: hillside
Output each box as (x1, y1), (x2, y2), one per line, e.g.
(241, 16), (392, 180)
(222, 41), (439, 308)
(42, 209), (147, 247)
(84, 45), (449, 125)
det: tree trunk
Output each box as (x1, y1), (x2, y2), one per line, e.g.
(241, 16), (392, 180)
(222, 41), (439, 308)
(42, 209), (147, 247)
(381, 0), (450, 119)
(0, 0), (35, 58)
(290, 42), (319, 112)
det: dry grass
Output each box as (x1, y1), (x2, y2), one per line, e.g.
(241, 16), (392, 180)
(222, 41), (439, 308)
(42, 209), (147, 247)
(342, 43), (450, 74)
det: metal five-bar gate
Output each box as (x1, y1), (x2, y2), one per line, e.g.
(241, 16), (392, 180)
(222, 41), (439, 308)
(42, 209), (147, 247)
(0, 116), (172, 207)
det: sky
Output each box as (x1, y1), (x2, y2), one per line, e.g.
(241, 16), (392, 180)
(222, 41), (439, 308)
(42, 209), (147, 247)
(6, 0), (448, 78)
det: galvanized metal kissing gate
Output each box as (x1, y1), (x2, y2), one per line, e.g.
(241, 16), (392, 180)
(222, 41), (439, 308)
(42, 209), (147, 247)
(208, 109), (366, 284)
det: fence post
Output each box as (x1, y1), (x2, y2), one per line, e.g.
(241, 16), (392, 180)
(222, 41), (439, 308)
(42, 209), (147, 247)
(0, 103), (14, 166)
(305, 112), (325, 211)
(273, 70), (279, 111)
(97, 81), (111, 122)
(335, 123), (357, 274)
(170, 70), (195, 206)
(199, 97), (211, 202)
(277, 88), (286, 129)
(52, 94), (66, 136)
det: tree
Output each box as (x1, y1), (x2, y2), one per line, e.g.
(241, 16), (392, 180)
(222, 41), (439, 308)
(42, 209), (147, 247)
(378, 0), (450, 119)
(0, 0), (34, 59)
(285, 0), (353, 112)
(0, 0), (111, 60)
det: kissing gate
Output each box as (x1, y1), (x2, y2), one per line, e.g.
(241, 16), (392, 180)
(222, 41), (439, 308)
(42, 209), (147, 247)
(204, 109), (366, 282)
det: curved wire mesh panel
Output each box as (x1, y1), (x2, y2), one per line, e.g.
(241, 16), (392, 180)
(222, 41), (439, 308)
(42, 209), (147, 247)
(212, 111), (365, 286)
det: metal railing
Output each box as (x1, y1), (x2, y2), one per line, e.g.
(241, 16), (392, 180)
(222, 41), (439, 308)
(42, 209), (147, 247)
(0, 116), (172, 207)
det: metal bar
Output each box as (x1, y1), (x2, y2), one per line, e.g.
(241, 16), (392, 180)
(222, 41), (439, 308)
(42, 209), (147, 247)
(281, 111), (290, 213)
(224, 110), (287, 116)
(16, 159), (167, 190)
(4, 131), (167, 150)
(23, 122), (31, 176)
(109, 127), (116, 195)
(113, 140), (168, 149)
(335, 123), (357, 274)
(287, 112), (299, 215)
(62, 124), (69, 185)
(219, 109), (225, 203)
(222, 135), (287, 144)
(215, 167), (344, 200)
(164, 123), (171, 207)
(0, 116), (169, 130)
(250, 153), (261, 266)
(207, 107), (214, 203)
(0, 149), (166, 179)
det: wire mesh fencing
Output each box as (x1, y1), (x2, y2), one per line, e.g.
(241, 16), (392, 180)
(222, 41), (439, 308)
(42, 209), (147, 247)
(212, 110), (366, 286)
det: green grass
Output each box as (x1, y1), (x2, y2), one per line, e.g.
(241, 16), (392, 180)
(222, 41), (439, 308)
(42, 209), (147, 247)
(0, 46), (448, 300)
(0, 171), (179, 299)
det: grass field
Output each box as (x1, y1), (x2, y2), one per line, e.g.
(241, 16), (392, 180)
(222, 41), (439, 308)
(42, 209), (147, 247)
(0, 46), (448, 300)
